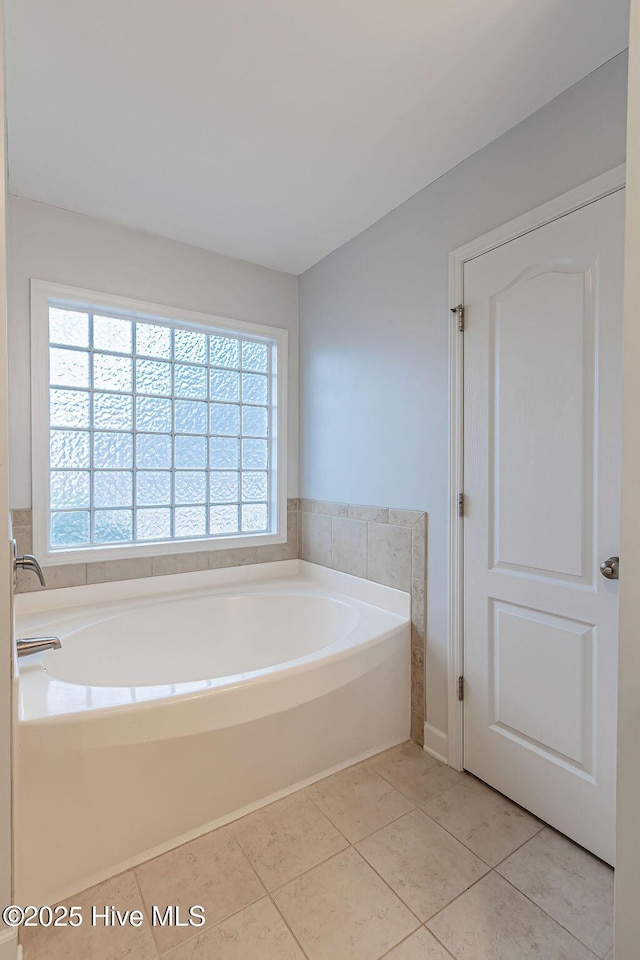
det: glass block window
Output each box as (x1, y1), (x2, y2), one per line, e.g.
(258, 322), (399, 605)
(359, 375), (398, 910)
(44, 302), (279, 553)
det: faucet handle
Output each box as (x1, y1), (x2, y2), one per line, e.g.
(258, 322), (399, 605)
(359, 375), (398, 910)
(13, 547), (46, 587)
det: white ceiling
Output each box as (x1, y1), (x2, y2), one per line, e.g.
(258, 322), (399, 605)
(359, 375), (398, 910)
(6, 0), (629, 275)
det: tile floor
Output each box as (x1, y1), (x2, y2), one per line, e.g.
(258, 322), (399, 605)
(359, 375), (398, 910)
(20, 742), (614, 960)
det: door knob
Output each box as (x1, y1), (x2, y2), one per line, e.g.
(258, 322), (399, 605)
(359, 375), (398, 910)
(600, 556), (619, 580)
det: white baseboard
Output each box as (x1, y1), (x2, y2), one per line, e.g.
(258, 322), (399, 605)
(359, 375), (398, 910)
(0, 929), (19, 960)
(423, 722), (449, 764)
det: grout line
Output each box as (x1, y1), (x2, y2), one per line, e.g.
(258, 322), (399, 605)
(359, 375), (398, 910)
(131, 870), (161, 959)
(490, 823), (548, 869)
(419, 807), (543, 870)
(152, 834), (268, 958)
(495, 871), (605, 958)
(267, 893), (313, 959)
(252, 842), (351, 898)
(377, 926), (458, 960)
(309, 796), (419, 847)
(423, 870), (493, 929)
(154, 894), (272, 959)
(344, 846), (426, 928)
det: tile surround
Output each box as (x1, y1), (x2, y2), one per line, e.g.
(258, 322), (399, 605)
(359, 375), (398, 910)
(21, 743), (613, 960)
(10, 499), (299, 593)
(12, 497), (427, 745)
(298, 499), (427, 746)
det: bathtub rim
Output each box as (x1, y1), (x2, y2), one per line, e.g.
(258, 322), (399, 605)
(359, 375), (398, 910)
(15, 561), (410, 744)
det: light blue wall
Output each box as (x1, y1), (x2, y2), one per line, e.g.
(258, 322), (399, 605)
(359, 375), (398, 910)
(298, 52), (628, 739)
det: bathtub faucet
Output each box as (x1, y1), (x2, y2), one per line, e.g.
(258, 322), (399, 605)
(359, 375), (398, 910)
(16, 637), (62, 658)
(11, 540), (46, 588)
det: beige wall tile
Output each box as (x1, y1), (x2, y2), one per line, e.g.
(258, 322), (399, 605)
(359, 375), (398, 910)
(17, 562), (88, 593)
(12, 524), (33, 557)
(348, 503), (389, 523)
(151, 552), (209, 576)
(411, 514), (427, 581)
(315, 500), (349, 517)
(164, 896), (305, 960)
(287, 508), (299, 559)
(389, 509), (425, 528)
(411, 591), (425, 642)
(298, 498), (317, 513)
(331, 517), (367, 578)
(11, 508), (32, 528)
(19, 871), (156, 960)
(87, 557), (153, 584)
(135, 825), (264, 954)
(13, 501), (300, 590)
(367, 522), (411, 591)
(411, 577), (425, 603)
(301, 511), (332, 567)
(411, 712), (424, 745)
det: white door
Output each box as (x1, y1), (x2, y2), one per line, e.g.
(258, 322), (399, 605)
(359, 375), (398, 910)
(463, 188), (624, 864)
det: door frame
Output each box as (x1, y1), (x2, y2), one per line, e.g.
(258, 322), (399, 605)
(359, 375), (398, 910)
(446, 163), (626, 772)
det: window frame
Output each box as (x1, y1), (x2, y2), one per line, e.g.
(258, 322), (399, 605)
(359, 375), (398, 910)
(31, 279), (288, 565)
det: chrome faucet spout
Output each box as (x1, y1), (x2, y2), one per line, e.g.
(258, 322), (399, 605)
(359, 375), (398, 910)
(17, 637), (62, 658)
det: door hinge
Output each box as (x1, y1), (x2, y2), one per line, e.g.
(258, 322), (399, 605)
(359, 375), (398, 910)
(458, 676), (464, 701)
(451, 304), (464, 332)
(458, 493), (464, 517)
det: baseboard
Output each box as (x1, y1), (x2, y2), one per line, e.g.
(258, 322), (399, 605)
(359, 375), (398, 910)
(0, 929), (19, 960)
(423, 722), (449, 764)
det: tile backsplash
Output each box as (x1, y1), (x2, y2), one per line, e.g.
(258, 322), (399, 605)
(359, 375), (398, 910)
(299, 499), (427, 745)
(10, 499), (299, 592)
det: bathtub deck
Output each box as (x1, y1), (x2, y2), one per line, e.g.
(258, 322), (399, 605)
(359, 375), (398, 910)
(19, 742), (613, 960)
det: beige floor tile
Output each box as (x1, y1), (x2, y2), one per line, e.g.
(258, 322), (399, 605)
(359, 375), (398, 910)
(273, 847), (419, 960)
(496, 827), (614, 957)
(427, 872), (596, 960)
(383, 927), (454, 958)
(421, 776), (542, 865)
(307, 761), (414, 842)
(160, 896), (304, 959)
(20, 871), (157, 960)
(370, 742), (461, 805)
(357, 808), (488, 921)
(135, 825), (264, 954)
(232, 793), (348, 890)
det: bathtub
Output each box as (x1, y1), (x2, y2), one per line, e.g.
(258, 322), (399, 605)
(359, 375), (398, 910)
(14, 559), (410, 905)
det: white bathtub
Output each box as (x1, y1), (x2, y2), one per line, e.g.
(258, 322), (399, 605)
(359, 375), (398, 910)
(14, 559), (410, 905)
